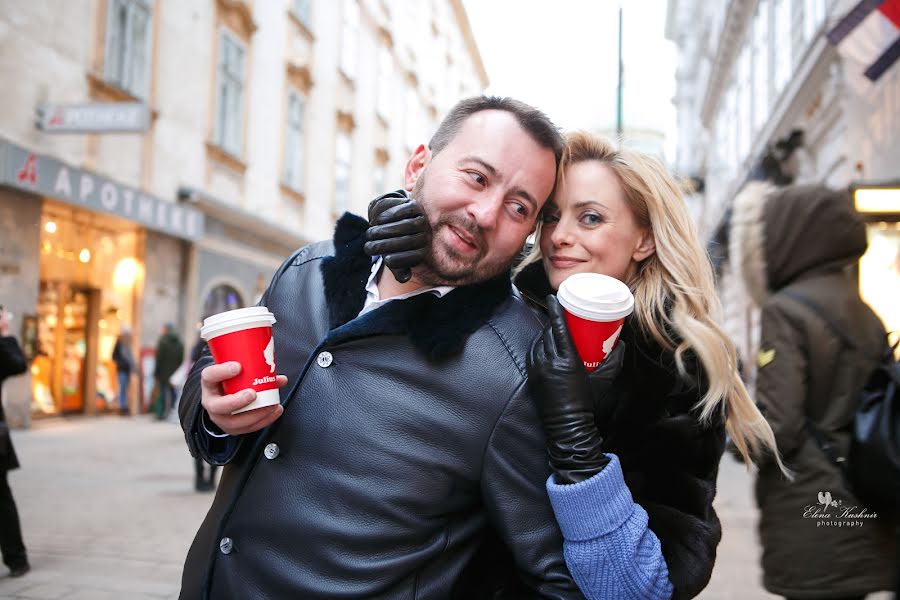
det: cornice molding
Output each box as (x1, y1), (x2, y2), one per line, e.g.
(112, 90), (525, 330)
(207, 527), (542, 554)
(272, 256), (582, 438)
(449, 0), (489, 88)
(699, 0), (758, 127)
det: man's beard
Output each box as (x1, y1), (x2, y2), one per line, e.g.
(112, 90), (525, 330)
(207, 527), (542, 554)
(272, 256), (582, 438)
(411, 173), (515, 286)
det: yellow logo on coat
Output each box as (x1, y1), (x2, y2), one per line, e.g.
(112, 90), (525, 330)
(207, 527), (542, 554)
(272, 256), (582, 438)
(757, 348), (776, 368)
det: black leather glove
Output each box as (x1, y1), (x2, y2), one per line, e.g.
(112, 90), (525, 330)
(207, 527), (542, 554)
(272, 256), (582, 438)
(528, 295), (626, 484)
(364, 190), (431, 284)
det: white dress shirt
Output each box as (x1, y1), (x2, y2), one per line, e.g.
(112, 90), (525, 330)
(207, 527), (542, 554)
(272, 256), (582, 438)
(359, 256), (454, 316)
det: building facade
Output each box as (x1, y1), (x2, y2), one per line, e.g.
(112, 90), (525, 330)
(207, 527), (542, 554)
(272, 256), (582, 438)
(666, 0), (900, 376)
(0, 0), (487, 426)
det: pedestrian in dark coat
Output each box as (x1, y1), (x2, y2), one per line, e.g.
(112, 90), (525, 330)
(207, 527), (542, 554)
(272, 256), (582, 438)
(188, 338), (217, 492)
(112, 326), (134, 415)
(153, 323), (184, 420)
(0, 306), (30, 577)
(730, 182), (897, 598)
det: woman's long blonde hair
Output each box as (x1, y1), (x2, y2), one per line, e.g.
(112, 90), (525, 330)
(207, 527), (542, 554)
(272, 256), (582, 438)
(520, 131), (786, 474)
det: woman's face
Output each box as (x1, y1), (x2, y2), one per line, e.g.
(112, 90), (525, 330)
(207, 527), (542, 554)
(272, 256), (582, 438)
(539, 160), (654, 290)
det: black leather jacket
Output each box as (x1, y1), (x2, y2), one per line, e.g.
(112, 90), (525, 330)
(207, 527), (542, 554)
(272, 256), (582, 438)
(178, 214), (583, 599)
(513, 261), (726, 600)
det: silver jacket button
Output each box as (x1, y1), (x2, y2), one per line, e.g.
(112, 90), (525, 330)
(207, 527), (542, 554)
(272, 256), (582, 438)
(219, 537), (233, 555)
(264, 443), (280, 460)
(317, 351), (333, 368)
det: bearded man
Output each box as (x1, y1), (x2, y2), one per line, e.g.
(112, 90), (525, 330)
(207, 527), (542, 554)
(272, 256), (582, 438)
(178, 96), (584, 599)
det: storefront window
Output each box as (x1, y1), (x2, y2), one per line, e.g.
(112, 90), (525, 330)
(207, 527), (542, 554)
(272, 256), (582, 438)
(203, 284), (244, 319)
(33, 203), (143, 416)
(860, 222), (900, 342)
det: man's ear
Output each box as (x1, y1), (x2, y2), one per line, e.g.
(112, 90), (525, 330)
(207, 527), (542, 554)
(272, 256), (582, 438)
(404, 144), (431, 192)
(632, 229), (656, 262)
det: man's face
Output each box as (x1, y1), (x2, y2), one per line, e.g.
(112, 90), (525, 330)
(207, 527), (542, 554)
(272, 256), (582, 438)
(405, 110), (557, 286)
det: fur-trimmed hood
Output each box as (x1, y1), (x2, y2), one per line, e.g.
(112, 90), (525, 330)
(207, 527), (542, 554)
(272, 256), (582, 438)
(729, 183), (868, 305)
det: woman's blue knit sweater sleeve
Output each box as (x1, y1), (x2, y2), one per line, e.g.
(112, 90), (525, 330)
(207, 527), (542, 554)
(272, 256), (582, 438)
(546, 453), (674, 600)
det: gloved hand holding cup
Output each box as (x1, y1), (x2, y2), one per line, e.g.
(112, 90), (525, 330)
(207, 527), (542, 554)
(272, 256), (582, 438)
(556, 273), (634, 371)
(200, 306), (281, 414)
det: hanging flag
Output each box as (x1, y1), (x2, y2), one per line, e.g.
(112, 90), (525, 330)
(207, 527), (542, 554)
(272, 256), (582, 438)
(827, 0), (900, 82)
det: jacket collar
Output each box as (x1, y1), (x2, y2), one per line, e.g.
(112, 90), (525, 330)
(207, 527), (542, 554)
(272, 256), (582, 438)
(512, 260), (555, 310)
(320, 213), (514, 361)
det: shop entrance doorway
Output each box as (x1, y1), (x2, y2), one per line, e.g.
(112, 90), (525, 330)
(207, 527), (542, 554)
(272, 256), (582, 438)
(32, 201), (143, 417)
(32, 283), (106, 414)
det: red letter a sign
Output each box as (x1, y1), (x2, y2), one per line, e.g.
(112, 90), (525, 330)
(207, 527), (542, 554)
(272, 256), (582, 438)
(17, 154), (38, 186)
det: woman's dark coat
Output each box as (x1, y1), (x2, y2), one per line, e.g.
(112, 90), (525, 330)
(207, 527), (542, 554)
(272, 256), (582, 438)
(466, 262), (726, 600)
(730, 182), (897, 597)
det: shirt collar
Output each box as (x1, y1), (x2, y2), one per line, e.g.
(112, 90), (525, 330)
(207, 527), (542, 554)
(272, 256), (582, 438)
(360, 256), (455, 316)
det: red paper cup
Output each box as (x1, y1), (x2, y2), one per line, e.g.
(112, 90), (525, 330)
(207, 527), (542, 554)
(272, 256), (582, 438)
(557, 273), (634, 371)
(200, 307), (280, 414)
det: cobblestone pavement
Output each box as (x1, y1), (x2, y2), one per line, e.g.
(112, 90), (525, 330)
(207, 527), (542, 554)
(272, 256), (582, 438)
(0, 416), (891, 599)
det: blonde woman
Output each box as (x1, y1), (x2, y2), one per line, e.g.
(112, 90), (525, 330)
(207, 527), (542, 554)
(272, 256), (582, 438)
(512, 131), (785, 599)
(365, 132), (785, 599)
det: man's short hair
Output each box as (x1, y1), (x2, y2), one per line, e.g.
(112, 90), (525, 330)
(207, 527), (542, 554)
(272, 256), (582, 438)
(428, 96), (563, 167)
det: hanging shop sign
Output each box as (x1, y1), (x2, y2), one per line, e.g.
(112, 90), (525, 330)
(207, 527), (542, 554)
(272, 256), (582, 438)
(36, 102), (150, 133)
(0, 138), (203, 241)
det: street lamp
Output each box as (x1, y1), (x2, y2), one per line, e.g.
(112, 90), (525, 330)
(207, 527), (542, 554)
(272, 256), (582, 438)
(851, 180), (900, 216)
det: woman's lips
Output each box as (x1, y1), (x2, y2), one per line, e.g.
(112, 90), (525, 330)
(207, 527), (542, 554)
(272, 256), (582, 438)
(549, 256), (585, 268)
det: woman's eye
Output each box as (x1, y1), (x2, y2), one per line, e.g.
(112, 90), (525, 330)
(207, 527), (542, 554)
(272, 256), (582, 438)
(541, 212), (560, 225)
(581, 212), (603, 226)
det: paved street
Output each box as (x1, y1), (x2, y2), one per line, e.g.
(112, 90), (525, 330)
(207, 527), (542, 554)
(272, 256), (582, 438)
(1, 416), (212, 600)
(0, 416), (887, 599)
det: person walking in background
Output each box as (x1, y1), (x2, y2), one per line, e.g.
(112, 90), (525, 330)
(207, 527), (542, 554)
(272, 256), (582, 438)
(153, 323), (183, 421)
(730, 182), (897, 599)
(188, 337), (217, 492)
(0, 306), (30, 578)
(112, 326), (135, 416)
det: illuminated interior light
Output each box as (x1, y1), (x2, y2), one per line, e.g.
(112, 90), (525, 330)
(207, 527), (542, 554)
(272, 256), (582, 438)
(113, 257), (141, 289)
(854, 188), (900, 214)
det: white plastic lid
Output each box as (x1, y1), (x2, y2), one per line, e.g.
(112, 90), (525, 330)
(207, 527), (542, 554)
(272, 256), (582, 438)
(200, 306), (276, 340)
(557, 273), (634, 321)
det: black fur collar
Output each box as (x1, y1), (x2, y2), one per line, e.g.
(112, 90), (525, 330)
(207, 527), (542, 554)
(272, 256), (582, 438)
(320, 213), (513, 362)
(512, 260), (554, 309)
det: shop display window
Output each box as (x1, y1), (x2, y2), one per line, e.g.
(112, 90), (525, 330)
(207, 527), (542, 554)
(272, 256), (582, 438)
(860, 222), (900, 354)
(203, 284), (244, 319)
(34, 203), (143, 415)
